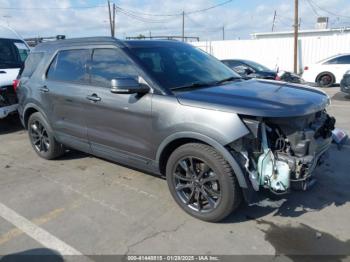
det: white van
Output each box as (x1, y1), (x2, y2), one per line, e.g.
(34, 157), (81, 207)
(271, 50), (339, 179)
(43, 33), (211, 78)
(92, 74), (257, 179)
(0, 25), (30, 119)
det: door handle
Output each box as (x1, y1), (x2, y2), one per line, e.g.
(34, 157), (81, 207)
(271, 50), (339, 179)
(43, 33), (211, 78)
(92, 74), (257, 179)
(86, 94), (101, 102)
(39, 86), (50, 93)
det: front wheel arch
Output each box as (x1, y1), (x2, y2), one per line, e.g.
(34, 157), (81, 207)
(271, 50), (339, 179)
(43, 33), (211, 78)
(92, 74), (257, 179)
(156, 133), (248, 189)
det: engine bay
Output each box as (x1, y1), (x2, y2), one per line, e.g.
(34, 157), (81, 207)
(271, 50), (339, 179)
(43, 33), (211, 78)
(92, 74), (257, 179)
(231, 111), (335, 194)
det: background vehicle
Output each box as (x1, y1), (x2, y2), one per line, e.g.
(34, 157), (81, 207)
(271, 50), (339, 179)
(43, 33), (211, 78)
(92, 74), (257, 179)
(0, 25), (29, 119)
(303, 54), (350, 87)
(340, 70), (350, 96)
(18, 38), (334, 222)
(221, 59), (277, 80)
(276, 70), (305, 84)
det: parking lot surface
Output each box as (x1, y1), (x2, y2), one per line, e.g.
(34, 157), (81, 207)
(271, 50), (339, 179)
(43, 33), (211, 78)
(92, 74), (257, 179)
(0, 87), (349, 259)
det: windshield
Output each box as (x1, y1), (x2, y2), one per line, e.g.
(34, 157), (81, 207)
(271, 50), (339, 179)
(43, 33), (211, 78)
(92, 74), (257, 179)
(129, 44), (241, 90)
(0, 38), (29, 69)
(243, 60), (271, 72)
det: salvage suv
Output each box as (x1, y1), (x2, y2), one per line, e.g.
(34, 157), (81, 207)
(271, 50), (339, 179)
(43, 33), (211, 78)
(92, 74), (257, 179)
(17, 37), (335, 222)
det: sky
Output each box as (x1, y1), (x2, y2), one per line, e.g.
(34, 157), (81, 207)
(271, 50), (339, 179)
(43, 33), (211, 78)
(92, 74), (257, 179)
(0, 0), (350, 41)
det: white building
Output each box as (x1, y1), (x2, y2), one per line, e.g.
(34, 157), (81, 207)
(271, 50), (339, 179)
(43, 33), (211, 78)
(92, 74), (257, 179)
(193, 27), (350, 73)
(252, 27), (350, 40)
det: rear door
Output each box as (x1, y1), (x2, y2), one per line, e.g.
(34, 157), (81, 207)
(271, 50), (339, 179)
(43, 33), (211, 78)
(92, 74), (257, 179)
(84, 47), (153, 166)
(44, 49), (92, 152)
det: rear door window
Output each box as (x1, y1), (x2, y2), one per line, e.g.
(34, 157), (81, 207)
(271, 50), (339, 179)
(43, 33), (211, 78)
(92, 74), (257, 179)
(90, 48), (138, 87)
(21, 52), (44, 78)
(47, 49), (90, 83)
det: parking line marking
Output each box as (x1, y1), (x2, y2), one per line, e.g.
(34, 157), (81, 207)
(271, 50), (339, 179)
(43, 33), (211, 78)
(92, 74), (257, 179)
(0, 208), (65, 246)
(0, 202), (82, 255)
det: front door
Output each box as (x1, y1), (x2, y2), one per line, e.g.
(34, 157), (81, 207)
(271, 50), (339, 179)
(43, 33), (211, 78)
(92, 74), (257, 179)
(84, 48), (153, 167)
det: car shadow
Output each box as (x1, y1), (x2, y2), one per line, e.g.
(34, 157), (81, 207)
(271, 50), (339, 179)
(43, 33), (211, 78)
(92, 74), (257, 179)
(257, 220), (350, 259)
(0, 115), (24, 135)
(223, 145), (350, 223)
(0, 248), (64, 262)
(331, 91), (350, 101)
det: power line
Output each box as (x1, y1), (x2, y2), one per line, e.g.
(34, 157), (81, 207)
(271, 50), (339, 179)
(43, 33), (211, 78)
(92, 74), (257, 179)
(116, 7), (175, 23)
(186, 0), (233, 15)
(0, 4), (106, 10)
(305, 0), (320, 17)
(308, 0), (350, 19)
(116, 0), (233, 17)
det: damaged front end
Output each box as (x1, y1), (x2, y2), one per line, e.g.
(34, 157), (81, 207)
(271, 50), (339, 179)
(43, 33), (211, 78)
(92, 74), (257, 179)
(230, 111), (335, 195)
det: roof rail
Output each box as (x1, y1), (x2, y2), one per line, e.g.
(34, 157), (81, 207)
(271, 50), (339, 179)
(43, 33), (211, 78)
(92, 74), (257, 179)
(24, 35), (66, 47)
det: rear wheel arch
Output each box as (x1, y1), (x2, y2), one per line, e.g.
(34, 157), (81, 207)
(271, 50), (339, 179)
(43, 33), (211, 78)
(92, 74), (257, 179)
(23, 104), (48, 129)
(156, 133), (248, 188)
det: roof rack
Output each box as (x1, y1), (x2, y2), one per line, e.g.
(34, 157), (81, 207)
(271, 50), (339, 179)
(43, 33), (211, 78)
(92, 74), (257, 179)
(24, 35), (66, 47)
(125, 35), (200, 42)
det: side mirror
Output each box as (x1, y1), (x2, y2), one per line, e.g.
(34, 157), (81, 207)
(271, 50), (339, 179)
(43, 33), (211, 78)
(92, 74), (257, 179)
(110, 77), (150, 94)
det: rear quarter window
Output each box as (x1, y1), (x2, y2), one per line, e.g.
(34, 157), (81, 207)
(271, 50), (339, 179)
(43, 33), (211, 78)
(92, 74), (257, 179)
(21, 52), (44, 78)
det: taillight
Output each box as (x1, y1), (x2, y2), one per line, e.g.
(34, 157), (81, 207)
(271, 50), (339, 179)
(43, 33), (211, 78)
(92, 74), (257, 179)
(275, 76), (281, 81)
(304, 66), (309, 71)
(13, 79), (20, 92)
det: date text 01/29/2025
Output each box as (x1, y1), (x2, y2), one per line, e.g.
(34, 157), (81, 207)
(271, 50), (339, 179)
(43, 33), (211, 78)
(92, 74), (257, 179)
(126, 255), (220, 261)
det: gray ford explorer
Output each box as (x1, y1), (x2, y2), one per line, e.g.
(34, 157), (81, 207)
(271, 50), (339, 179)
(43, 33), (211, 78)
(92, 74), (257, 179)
(17, 37), (335, 222)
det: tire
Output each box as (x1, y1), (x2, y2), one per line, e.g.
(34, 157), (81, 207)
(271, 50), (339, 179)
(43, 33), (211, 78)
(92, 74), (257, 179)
(28, 112), (65, 160)
(316, 72), (335, 87)
(166, 143), (242, 222)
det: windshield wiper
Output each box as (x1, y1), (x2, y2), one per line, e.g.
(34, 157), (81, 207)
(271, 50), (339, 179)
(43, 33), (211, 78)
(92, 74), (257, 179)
(171, 82), (214, 91)
(216, 76), (242, 85)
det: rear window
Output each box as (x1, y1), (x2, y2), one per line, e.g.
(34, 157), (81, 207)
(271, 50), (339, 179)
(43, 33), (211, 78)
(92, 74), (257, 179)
(21, 52), (44, 78)
(0, 38), (29, 69)
(46, 49), (90, 83)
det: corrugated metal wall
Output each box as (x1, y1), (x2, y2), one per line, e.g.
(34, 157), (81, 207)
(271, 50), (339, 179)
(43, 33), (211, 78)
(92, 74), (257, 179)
(192, 34), (350, 73)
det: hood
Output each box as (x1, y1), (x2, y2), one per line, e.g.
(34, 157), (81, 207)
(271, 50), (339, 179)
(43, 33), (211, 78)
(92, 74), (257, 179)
(176, 79), (329, 117)
(0, 68), (19, 87)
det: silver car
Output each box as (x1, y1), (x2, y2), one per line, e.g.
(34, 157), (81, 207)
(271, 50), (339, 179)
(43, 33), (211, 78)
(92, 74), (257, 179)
(17, 37), (335, 222)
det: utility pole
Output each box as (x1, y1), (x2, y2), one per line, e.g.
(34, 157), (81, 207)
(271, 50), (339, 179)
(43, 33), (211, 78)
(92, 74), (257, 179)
(108, 1), (113, 37)
(271, 10), (277, 32)
(293, 0), (299, 74)
(107, 1), (116, 37)
(112, 3), (116, 37)
(222, 26), (225, 40)
(182, 11), (185, 42)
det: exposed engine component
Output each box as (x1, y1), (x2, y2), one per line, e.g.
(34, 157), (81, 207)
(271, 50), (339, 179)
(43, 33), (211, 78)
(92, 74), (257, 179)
(233, 111), (335, 194)
(257, 123), (290, 193)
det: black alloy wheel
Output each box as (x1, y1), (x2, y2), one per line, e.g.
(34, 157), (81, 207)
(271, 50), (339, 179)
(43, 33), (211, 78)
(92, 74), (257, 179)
(166, 143), (242, 222)
(28, 112), (65, 160)
(30, 120), (50, 153)
(173, 156), (221, 213)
